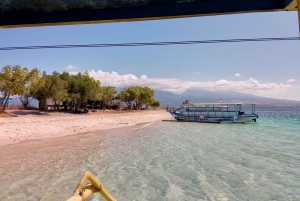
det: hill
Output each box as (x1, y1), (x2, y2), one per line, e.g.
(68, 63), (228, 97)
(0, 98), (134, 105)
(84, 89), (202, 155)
(154, 89), (300, 108)
(9, 89), (300, 109)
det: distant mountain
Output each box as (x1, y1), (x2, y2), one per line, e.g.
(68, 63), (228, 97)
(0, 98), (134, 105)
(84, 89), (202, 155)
(154, 89), (300, 108)
(9, 89), (300, 109)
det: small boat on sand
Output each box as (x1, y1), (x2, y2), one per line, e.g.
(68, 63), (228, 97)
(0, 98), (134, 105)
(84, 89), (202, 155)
(168, 100), (258, 123)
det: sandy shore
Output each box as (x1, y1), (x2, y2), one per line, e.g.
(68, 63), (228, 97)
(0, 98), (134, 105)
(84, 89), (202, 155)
(0, 109), (171, 147)
(0, 109), (171, 200)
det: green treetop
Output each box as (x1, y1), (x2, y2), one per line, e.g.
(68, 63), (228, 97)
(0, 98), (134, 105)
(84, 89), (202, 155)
(0, 65), (40, 113)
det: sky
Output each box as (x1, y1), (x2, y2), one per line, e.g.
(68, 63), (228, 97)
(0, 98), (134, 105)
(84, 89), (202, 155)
(0, 11), (300, 100)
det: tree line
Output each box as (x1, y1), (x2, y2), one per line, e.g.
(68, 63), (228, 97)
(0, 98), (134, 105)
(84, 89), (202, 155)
(0, 65), (160, 113)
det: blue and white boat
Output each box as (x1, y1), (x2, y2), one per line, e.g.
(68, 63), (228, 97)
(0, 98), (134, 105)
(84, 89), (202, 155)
(169, 100), (258, 123)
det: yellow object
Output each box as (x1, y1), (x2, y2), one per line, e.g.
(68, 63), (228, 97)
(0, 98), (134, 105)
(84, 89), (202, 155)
(67, 171), (116, 201)
(298, 0), (300, 34)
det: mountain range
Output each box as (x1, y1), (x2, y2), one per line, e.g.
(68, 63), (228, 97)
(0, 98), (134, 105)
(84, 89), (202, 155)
(9, 89), (300, 108)
(154, 89), (300, 108)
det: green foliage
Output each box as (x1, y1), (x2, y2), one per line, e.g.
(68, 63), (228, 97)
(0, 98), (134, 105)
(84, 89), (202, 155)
(99, 86), (117, 109)
(78, 71), (101, 103)
(1, 65), (158, 112)
(150, 100), (160, 110)
(139, 86), (155, 107)
(0, 65), (40, 113)
(118, 86), (157, 110)
(33, 71), (102, 110)
(118, 88), (133, 102)
(32, 72), (68, 110)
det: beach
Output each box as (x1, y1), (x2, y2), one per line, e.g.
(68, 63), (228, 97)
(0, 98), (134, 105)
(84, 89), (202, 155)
(0, 109), (171, 147)
(0, 109), (171, 200)
(0, 107), (300, 200)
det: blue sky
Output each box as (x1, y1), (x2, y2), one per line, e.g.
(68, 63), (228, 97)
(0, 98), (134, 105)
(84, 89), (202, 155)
(0, 11), (299, 100)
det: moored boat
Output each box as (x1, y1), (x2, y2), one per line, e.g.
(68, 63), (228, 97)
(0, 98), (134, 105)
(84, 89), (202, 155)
(169, 100), (258, 123)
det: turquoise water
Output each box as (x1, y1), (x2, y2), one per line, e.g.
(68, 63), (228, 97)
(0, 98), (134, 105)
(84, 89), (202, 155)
(86, 107), (300, 201)
(1, 107), (300, 200)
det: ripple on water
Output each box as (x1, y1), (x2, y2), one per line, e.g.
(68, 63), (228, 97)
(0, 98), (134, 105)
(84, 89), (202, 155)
(1, 110), (300, 200)
(86, 118), (300, 200)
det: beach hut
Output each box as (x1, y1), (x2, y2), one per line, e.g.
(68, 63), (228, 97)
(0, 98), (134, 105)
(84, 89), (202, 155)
(0, 97), (13, 107)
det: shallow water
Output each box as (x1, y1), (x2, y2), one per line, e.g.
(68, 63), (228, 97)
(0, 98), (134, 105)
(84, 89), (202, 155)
(1, 107), (300, 200)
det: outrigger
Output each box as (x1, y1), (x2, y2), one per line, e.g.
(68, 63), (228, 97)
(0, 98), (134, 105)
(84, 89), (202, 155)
(67, 171), (116, 201)
(168, 100), (259, 123)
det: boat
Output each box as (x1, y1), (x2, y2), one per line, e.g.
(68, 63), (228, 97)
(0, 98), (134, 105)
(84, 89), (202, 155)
(168, 100), (258, 123)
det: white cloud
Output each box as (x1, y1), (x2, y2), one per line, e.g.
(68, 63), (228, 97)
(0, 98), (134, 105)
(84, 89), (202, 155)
(65, 65), (78, 70)
(235, 73), (241, 77)
(287, 79), (295, 83)
(88, 70), (293, 98)
(195, 72), (200, 75)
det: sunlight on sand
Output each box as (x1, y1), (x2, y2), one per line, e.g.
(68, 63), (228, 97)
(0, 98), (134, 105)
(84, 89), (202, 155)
(0, 109), (171, 147)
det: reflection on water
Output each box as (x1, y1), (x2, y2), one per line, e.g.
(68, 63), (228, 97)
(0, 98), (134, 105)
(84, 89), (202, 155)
(0, 108), (300, 201)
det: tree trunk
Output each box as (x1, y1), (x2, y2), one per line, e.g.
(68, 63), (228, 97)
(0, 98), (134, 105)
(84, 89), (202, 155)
(70, 99), (76, 111)
(63, 101), (68, 110)
(101, 102), (105, 110)
(39, 98), (48, 111)
(20, 94), (32, 109)
(54, 101), (58, 110)
(75, 100), (81, 111)
(1, 93), (10, 113)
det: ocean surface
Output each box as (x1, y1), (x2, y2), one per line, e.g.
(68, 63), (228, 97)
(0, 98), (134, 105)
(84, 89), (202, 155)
(1, 107), (300, 201)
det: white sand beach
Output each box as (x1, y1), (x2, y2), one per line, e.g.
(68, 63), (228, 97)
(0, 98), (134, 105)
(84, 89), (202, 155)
(0, 109), (171, 147)
(0, 109), (171, 200)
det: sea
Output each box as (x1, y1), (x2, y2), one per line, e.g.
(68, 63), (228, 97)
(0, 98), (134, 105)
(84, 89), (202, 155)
(0, 107), (299, 201)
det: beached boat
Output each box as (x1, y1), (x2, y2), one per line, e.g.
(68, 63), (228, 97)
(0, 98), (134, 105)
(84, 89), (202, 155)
(168, 100), (258, 123)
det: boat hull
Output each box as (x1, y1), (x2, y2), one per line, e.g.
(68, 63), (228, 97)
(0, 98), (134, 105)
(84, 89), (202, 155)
(174, 114), (258, 123)
(168, 102), (258, 123)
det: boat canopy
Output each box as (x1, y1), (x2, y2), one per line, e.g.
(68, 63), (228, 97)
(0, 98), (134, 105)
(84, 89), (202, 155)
(183, 103), (255, 107)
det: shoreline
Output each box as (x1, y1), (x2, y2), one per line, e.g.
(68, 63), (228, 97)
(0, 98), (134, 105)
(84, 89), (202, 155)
(0, 110), (169, 186)
(0, 123), (154, 200)
(0, 121), (149, 162)
(0, 109), (171, 147)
